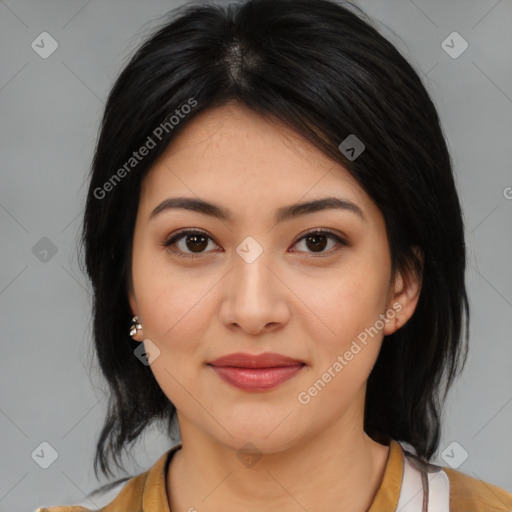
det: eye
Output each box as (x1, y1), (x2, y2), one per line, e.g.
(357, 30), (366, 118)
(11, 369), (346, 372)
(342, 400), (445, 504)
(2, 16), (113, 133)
(162, 229), (220, 259)
(162, 228), (347, 259)
(291, 229), (347, 256)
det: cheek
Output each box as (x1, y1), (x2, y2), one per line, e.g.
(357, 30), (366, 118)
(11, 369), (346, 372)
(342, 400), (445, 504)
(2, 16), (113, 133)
(132, 239), (215, 336)
(293, 258), (390, 348)
(139, 273), (212, 347)
(134, 270), (214, 409)
(294, 269), (388, 414)
(289, 257), (391, 407)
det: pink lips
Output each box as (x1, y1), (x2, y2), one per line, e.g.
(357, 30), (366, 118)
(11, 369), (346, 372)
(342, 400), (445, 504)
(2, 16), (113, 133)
(207, 352), (306, 391)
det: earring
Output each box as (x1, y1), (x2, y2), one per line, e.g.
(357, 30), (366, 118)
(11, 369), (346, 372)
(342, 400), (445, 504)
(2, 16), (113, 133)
(130, 315), (143, 337)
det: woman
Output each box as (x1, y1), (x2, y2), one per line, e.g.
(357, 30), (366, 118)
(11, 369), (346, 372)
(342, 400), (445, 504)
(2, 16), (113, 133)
(37, 0), (512, 510)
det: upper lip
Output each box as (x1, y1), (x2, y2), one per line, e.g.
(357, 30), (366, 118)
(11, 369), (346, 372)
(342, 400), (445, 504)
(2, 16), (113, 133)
(208, 352), (305, 368)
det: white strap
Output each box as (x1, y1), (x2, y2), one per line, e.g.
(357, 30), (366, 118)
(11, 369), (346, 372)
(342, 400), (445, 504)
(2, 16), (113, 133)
(426, 469), (450, 511)
(396, 454), (426, 511)
(396, 453), (450, 512)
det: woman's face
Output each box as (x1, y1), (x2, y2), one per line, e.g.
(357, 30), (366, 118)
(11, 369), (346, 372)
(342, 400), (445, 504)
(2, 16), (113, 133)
(129, 103), (420, 452)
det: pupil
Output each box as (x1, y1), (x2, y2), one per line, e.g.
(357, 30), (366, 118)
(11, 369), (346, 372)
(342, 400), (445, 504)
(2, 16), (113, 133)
(187, 234), (208, 252)
(307, 234), (327, 252)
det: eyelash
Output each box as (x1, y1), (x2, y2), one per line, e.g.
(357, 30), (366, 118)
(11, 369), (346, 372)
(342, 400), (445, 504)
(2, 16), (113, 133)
(161, 228), (347, 259)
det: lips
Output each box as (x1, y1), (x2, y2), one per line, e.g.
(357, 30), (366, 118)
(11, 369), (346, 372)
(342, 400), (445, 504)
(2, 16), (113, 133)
(208, 352), (305, 368)
(207, 352), (306, 391)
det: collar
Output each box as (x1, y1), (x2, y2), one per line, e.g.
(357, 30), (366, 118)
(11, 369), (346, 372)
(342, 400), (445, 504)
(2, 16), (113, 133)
(141, 442), (182, 511)
(368, 440), (404, 511)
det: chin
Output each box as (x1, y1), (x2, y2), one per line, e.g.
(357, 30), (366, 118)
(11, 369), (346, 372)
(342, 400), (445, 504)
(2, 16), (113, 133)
(215, 425), (303, 454)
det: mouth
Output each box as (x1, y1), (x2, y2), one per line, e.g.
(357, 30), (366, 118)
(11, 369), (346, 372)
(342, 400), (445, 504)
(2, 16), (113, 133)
(207, 352), (306, 391)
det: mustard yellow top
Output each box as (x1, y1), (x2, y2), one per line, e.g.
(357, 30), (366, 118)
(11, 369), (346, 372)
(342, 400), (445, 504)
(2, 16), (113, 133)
(37, 440), (512, 512)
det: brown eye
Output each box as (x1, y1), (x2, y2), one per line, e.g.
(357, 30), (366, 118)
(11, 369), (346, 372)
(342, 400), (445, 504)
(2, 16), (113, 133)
(163, 229), (218, 258)
(304, 233), (329, 252)
(182, 233), (209, 252)
(292, 229), (347, 256)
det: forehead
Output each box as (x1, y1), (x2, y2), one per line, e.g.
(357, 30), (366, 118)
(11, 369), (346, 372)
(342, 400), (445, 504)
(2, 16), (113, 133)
(139, 103), (378, 224)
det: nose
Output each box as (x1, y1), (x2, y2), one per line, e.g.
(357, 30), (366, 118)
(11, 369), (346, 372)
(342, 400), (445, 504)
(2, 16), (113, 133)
(219, 246), (290, 335)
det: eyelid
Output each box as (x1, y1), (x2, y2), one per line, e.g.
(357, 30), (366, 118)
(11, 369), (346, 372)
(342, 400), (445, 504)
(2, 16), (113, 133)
(161, 227), (348, 259)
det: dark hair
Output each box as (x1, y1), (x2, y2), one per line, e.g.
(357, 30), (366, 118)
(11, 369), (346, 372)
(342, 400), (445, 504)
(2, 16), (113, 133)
(80, 0), (469, 488)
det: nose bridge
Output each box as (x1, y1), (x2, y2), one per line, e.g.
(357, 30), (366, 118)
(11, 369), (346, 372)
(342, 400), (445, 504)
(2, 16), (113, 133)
(231, 235), (274, 298)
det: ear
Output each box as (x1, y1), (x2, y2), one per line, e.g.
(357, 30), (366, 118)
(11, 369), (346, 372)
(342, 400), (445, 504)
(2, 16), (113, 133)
(383, 246), (423, 336)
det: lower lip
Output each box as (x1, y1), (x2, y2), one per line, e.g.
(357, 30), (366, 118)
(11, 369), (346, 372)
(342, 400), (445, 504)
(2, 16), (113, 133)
(209, 365), (305, 391)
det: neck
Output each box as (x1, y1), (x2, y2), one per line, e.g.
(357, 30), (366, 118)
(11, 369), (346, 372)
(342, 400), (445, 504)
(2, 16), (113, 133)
(167, 409), (390, 512)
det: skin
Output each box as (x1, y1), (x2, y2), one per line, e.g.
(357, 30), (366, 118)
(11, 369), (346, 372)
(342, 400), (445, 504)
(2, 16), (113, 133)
(128, 102), (422, 512)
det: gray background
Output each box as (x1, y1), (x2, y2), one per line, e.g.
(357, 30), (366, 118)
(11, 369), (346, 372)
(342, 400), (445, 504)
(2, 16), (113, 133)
(1, 0), (511, 510)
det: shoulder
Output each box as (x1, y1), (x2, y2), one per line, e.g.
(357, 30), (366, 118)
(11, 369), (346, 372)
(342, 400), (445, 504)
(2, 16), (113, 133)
(443, 466), (512, 511)
(35, 445), (178, 512)
(35, 470), (148, 512)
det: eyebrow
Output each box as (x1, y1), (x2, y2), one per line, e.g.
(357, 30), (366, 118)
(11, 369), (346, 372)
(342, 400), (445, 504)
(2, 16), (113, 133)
(148, 196), (366, 223)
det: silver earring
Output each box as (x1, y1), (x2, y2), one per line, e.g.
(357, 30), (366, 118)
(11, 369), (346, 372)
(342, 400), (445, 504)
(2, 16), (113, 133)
(130, 315), (143, 337)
